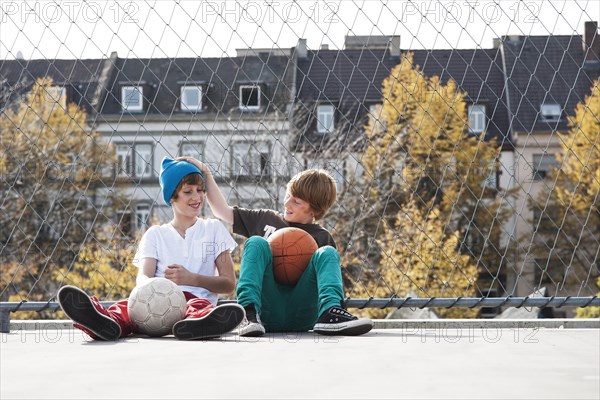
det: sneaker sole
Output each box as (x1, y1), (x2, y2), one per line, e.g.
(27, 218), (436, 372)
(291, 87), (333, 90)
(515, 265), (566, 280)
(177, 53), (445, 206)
(173, 304), (245, 340)
(57, 286), (121, 341)
(313, 319), (373, 336)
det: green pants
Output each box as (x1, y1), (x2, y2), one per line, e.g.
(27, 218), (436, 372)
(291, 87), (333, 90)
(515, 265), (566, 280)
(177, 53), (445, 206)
(236, 236), (344, 332)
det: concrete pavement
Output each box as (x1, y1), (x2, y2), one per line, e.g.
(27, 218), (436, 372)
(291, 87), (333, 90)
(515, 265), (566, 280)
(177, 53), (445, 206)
(1, 324), (599, 399)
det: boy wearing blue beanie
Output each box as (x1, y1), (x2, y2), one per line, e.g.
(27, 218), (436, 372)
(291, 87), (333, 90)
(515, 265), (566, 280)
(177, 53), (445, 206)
(57, 157), (245, 341)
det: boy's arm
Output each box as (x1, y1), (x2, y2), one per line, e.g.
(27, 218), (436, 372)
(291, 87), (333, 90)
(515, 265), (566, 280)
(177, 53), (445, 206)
(177, 157), (234, 225)
(164, 251), (236, 294)
(136, 258), (157, 285)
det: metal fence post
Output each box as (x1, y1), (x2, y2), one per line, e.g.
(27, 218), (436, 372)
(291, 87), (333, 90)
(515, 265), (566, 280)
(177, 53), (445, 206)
(0, 310), (10, 333)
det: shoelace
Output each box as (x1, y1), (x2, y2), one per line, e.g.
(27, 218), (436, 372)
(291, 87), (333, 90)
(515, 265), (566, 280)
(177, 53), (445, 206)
(330, 307), (354, 318)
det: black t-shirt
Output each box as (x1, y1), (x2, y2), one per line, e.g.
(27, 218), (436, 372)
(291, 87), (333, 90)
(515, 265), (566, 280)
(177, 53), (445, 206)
(232, 207), (337, 249)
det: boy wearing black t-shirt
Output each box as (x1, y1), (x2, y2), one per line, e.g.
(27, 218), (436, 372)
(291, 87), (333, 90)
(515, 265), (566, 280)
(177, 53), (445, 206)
(179, 157), (373, 337)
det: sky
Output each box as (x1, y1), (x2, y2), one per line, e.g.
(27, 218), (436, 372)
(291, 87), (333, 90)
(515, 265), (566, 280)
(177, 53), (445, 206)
(0, 0), (598, 60)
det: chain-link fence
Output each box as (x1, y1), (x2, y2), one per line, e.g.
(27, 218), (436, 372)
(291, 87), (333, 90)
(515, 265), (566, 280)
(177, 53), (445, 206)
(1, 1), (599, 326)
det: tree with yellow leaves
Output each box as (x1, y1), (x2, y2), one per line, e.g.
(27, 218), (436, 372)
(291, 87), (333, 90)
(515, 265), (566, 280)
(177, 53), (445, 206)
(530, 80), (599, 297)
(0, 78), (133, 311)
(348, 202), (479, 319)
(336, 53), (511, 316)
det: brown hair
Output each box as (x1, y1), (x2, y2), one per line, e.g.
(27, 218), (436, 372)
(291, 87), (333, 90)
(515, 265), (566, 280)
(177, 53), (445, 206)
(287, 169), (337, 220)
(170, 172), (205, 202)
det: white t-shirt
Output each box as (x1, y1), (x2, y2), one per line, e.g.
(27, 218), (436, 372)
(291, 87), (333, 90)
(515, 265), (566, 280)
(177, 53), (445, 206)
(132, 218), (237, 304)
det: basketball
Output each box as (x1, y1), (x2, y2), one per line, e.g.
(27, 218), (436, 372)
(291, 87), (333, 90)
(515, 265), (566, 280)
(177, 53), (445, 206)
(267, 227), (318, 286)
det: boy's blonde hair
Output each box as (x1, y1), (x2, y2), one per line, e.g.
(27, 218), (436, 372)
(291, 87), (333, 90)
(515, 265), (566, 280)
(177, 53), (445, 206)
(287, 169), (337, 221)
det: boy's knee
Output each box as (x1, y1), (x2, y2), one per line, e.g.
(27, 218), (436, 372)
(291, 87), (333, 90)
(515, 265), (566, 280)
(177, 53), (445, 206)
(242, 236), (272, 262)
(244, 235), (269, 249)
(313, 245), (340, 262)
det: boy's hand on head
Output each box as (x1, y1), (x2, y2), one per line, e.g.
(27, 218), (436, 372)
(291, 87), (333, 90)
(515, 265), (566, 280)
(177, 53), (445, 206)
(176, 157), (208, 174)
(164, 264), (194, 286)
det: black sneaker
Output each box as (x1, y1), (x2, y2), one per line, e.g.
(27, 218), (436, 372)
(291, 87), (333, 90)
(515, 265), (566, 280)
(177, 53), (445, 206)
(238, 303), (266, 337)
(57, 285), (121, 341)
(173, 303), (245, 340)
(313, 306), (373, 336)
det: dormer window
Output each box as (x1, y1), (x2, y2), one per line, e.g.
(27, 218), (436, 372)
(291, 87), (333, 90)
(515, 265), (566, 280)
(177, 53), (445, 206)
(121, 86), (143, 112)
(540, 104), (561, 122)
(468, 104), (486, 133)
(181, 86), (203, 112)
(46, 86), (67, 109)
(317, 104), (335, 134)
(239, 85), (260, 110)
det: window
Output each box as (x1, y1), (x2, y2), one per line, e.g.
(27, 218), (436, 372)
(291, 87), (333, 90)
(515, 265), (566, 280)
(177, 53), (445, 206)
(231, 142), (271, 178)
(45, 86), (67, 109)
(117, 210), (132, 237)
(134, 144), (152, 178)
(134, 204), (151, 233)
(179, 141), (204, 160)
(116, 144), (131, 178)
(115, 143), (153, 178)
(468, 104), (486, 133)
(239, 85), (260, 110)
(540, 104), (561, 122)
(118, 204), (151, 236)
(121, 86), (143, 112)
(465, 159), (497, 191)
(369, 104), (385, 134)
(532, 153), (558, 180)
(317, 105), (335, 134)
(481, 160), (497, 190)
(181, 86), (202, 112)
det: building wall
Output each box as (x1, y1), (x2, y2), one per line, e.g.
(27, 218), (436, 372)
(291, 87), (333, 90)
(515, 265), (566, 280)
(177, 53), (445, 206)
(95, 114), (291, 229)
(512, 129), (563, 297)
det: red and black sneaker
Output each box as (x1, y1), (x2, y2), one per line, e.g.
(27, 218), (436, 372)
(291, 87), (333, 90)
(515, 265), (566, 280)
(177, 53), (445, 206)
(57, 285), (121, 341)
(172, 303), (245, 340)
(313, 306), (373, 336)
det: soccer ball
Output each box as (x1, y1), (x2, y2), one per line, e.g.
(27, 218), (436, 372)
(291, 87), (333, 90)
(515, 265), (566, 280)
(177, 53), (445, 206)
(127, 277), (187, 337)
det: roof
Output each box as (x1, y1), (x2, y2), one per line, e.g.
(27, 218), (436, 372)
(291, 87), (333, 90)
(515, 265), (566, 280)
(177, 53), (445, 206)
(99, 55), (294, 116)
(501, 34), (599, 134)
(0, 58), (105, 83)
(411, 48), (510, 146)
(0, 54), (295, 118)
(294, 47), (511, 152)
(0, 58), (106, 112)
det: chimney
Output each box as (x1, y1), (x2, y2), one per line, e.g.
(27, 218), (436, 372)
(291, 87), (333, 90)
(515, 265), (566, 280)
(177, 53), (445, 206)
(389, 36), (401, 57)
(345, 35), (391, 49)
(320, 44), (329, 50)
(296, 38), (307, 59)
(583, 21), (599, 62)
(92, 51), (118, 112)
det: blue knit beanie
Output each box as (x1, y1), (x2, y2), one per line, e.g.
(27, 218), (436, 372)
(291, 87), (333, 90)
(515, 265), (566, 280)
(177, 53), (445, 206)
(159, 157), (204, 207)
